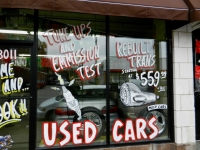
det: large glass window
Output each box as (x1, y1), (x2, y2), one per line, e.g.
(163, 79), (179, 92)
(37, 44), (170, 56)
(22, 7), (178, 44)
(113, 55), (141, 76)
(36, 11), (107, 148)
(0, 45), (31, 150)
(109, 17), (169, 144)
(0, 8), (172, 150)
(35, 12), (170, 149)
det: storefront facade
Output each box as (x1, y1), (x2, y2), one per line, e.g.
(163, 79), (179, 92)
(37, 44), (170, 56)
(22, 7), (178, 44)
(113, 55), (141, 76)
(0, 1), (199, 150)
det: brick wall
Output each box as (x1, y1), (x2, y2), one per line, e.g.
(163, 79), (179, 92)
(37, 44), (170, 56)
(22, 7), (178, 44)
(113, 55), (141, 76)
(172, 24), (196, 145)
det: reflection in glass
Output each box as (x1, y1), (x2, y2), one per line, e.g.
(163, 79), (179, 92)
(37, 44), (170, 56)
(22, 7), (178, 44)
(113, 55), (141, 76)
(109, 17), (169, 144)
(0, 46), (31, 150)
(0, 8), (34, 41)
(36, 11), (108, 148)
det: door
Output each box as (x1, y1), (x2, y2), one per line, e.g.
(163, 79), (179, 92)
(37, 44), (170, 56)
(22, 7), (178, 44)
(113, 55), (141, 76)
(0, 40), (33, 149)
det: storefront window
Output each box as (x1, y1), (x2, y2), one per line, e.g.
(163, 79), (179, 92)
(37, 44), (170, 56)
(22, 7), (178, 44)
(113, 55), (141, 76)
(35, 11), (170, 149)
(36, 11), (107, 148)
(0, 8), (173, 150)
(109, 17), (169, 144)
(0, 46), (31, 149)
(0, 9), (34, 41)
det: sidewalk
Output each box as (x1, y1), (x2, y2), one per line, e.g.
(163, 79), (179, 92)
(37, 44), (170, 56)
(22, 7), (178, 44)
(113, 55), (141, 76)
(197, 141), (200, 150)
